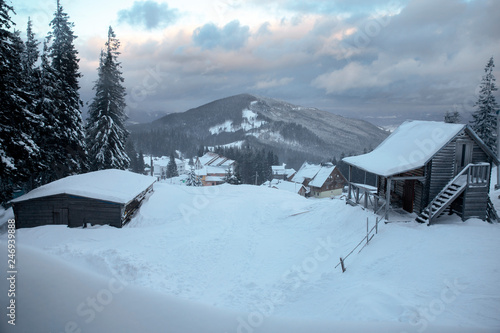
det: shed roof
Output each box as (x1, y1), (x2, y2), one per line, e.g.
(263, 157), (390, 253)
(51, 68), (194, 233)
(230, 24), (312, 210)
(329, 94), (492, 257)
(343, 121), (467, 177)
(11, 169), (155, 205)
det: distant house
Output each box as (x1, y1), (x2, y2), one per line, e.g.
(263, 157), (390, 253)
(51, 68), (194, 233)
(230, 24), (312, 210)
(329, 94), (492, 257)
(11, 170), (155, 229)
(292, 162), (347, 197)
(271, 164), (296, 181)
(153, 156), (186, 180)
(194, 152), (235, 186)
(265, 179), (307, 196)
(343, 120), (499, 224)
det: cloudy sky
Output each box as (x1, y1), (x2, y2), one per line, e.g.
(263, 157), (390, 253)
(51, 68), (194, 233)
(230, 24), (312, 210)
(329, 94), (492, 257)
(12, 0), (500, 125)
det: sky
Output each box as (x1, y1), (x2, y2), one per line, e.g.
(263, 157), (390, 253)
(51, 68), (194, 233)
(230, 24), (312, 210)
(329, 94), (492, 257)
(11, 0), (500, 125)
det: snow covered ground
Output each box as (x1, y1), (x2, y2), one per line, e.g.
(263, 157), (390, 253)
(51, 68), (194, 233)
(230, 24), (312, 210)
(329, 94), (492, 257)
(1, 183), (500, 332)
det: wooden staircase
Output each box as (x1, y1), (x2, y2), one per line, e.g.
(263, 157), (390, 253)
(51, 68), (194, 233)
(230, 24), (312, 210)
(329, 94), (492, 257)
(416, 163), (492, 225)
(416, 176), (467, 224)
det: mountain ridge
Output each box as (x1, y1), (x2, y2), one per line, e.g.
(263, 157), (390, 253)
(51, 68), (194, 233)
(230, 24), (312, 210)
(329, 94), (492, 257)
(128, 94), (389, 168)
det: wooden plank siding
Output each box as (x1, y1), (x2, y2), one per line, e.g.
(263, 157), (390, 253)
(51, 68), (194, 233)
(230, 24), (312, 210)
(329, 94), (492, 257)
(13, 194), (124, 229)
(429, 137), (457, 201)
(462, 186), (489, 220)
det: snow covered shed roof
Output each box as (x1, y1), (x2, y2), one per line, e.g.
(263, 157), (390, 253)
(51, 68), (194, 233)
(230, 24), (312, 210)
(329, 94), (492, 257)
(342, 120), (499, 177)
(11, 169), (155, 205)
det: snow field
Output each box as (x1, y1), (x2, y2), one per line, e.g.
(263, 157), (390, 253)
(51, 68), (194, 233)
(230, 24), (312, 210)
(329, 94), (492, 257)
(1, 183), (499, 332)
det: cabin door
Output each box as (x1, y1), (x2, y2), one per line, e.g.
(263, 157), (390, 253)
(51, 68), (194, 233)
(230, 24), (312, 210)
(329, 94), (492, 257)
(53, 208), (69, 225)
(455, 140), (473, 175)
(402, 180), (415, 213)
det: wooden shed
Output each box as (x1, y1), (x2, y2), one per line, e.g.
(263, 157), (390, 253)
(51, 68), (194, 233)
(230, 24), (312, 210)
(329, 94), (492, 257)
(343, 121), (499, 224)
(11, 169), (155, 228)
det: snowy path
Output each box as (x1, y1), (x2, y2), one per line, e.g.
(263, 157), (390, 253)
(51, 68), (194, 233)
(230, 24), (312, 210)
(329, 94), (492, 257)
(1, 183), (500, 332)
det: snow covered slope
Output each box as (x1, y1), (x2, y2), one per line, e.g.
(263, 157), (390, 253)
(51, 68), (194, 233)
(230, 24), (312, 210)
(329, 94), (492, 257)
(1, 184), (499, 332)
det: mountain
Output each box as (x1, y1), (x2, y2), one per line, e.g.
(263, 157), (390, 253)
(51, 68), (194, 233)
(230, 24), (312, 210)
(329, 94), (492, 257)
(128, 94), (389, 169)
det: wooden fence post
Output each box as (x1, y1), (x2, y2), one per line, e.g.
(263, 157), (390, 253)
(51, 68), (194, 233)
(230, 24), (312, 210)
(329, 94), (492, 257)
(366, 218), (369, 245)
(340, 257), (346, 273)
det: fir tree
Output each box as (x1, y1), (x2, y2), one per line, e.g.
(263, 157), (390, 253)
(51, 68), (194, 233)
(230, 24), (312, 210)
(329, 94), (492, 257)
(47, 0), (87, 177)
(137, 151), (145, 174)
(166, 153), (179, 178)
(444, 109), (461, 124)
(0, 2), (41, 203)
(186, 165), (202, 186)
(86, 26), (129, 171)
(224, 167), (240, 185)
(470, 57), (499, 151)
(33, 38), (65, 185)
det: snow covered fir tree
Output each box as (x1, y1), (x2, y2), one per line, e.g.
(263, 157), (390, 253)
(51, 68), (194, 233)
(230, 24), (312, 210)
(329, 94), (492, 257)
(185, 166), (202, 186)
(85, 26), (129, 171)
(166, 153), (179, 178)
(0, 2), (42, 203)
(470, 57), (499, 151)
(45, 0), (87, 178)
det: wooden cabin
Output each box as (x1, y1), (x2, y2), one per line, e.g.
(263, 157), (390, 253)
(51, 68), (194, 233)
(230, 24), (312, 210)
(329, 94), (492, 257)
(11, 169), (155, 229)
(343, 121), (499, 224)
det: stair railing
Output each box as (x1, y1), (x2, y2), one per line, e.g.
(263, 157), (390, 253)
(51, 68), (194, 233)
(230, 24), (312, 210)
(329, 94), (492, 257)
(427, 163), (490, 223)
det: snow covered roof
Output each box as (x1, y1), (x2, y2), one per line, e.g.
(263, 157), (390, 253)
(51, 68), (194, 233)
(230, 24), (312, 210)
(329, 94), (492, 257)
(343, 121), (466, 177)
(205, 176), (225, 182)
(291, 162), (322, 184)
(271, 180), (305, 194)
(291, 162), (337, 188)
(198, 152), (219, 165)
(308, 164), (336, 188)
(11, 169), (155, 205)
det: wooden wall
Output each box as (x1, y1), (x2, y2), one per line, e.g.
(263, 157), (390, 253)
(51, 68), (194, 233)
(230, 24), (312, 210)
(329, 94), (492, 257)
(429, 137), (457, 200)
(13, 194), (123, 229)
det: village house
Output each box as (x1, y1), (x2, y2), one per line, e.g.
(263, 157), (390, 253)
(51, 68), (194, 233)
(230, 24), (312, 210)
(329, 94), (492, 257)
(11, 169), (155, 228)
(292, 162), (347, 198)
(343, 120), (499, 224)
(271, 163), (296, 181)
(194, 152), (236, 186)
(153, 156), (186, 180)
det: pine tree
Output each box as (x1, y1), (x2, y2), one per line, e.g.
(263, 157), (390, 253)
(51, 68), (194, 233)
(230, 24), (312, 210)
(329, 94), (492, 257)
(47, 0), (87, 177)
(166, 153), (179, 178)
(186, 165), (202, 186)
(86, 26), (129, 171)
(0, 2), (41, 203)
(33, 38), (65, 185)
(470, 57), (499, 151)
(444, 109), (461, 124)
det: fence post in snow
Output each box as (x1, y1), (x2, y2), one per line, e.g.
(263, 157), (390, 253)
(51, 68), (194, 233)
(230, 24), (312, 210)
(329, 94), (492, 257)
(340, 257), (346, 273)
(366, 218), (369, 245)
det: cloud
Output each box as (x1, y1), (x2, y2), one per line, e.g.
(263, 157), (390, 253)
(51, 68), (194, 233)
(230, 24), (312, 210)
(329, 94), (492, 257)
(192, 20), (250, 50)
(253, 77), (294, 90)
(118, 1), (179, 30)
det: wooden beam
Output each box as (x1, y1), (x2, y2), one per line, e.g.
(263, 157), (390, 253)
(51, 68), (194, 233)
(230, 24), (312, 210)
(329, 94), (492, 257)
(391, 176), (426, 181)
(348, 165), (352, 200)
(385, 177), (391, 220)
